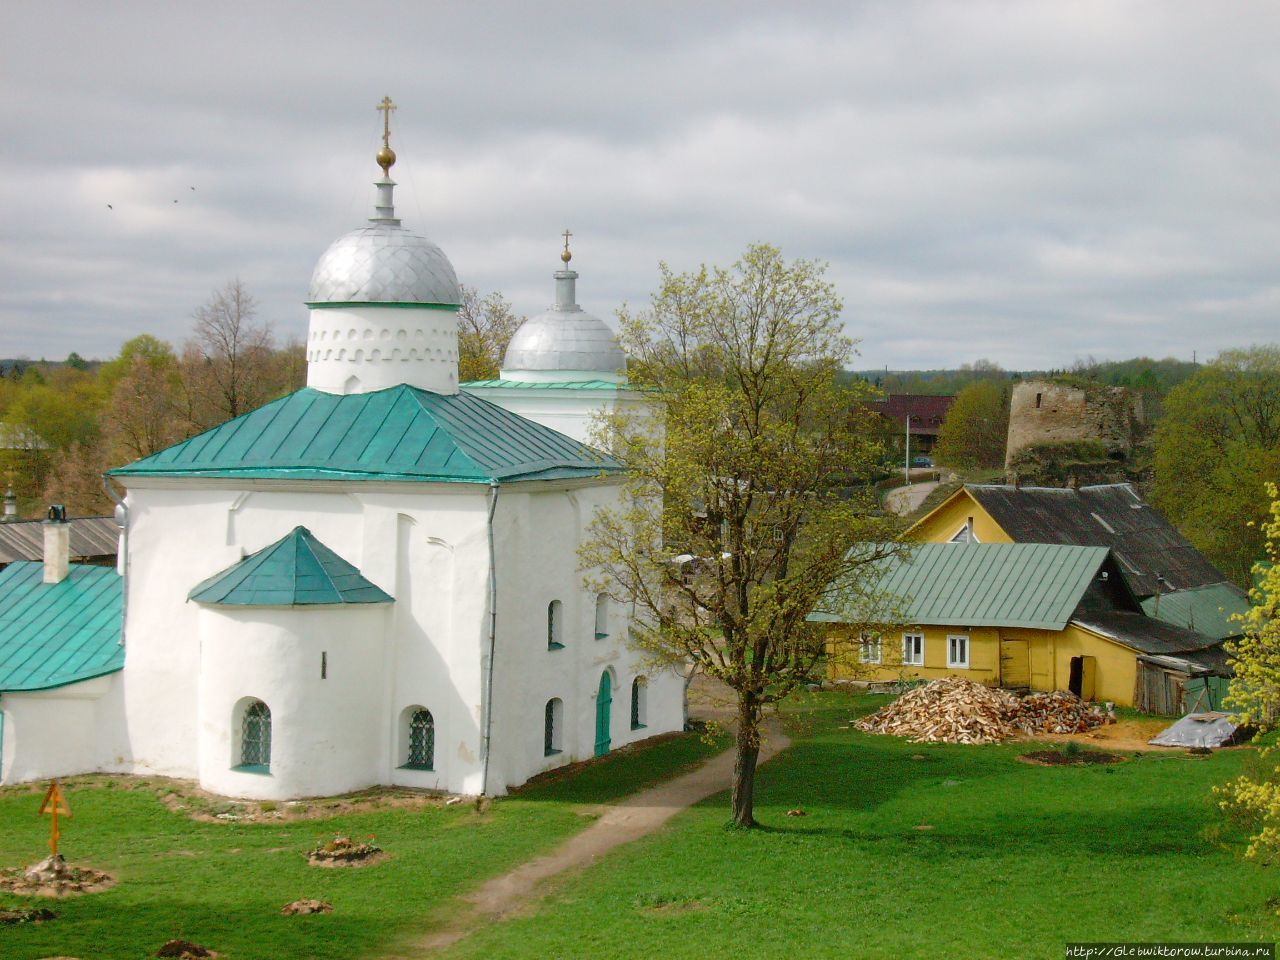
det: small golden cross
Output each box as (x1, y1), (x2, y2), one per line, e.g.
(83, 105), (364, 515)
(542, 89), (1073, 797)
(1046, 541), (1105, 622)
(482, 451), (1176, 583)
(561, 228), (573, 263)
(377, 96), (397, 148)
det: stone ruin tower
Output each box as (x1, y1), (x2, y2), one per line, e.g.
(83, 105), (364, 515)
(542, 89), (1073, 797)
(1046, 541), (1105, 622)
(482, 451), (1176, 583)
(1005, 379), (1144, 471)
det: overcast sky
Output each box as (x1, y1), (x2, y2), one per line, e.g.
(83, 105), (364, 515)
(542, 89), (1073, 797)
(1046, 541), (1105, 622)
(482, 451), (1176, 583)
(3, 1), (1277, 370)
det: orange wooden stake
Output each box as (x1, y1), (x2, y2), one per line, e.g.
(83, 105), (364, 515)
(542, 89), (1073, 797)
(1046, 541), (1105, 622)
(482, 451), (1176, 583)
(38, 780), (71, 857)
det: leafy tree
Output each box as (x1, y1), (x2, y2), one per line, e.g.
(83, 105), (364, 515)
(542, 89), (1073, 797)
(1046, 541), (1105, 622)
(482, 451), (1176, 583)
(933, 380), (1010, 470)
(1215, 482), (1280, 862)
(1152, 346), (1280, 586)
(457, 286), (522, 382)
(580, 244), (899, 828)
(64, 351), (90, 372)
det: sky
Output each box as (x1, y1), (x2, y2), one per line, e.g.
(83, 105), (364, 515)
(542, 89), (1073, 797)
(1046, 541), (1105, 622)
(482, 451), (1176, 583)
(2, 1), (1278, 370)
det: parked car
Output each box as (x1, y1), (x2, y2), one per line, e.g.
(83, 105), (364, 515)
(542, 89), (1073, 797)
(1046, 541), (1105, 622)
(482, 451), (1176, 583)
(911, 456), (933, 468)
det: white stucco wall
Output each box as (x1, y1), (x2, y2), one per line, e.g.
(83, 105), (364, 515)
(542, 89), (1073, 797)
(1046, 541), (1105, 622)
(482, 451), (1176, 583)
(0, 676), (118, 784)
(93, 466), (685, 800)
(483, 482), (686, 794)
(196, 604), (390, 800)
(305, 305), (460, 395)
(460, 385), (654, 448)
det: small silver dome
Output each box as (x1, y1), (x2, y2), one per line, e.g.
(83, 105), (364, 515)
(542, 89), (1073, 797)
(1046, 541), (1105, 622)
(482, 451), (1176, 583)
(308, 223), (461, 306)
(502, 307), (628, 375)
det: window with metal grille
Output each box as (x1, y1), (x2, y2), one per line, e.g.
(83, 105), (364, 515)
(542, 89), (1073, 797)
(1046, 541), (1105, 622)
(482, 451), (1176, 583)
(239, 700), (271, 772)
(630, 677), (647, 730)
(405, 708), (434, 770)
(544, 698), (562, 755)
(547, 600), (564, 650)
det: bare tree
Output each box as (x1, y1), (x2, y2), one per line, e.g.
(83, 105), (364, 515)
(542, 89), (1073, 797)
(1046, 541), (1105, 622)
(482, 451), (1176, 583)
(182, 280), (275, 428)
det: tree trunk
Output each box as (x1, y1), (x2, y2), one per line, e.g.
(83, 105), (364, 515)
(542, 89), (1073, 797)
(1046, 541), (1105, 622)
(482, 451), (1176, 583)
(731, 691), (760, 828)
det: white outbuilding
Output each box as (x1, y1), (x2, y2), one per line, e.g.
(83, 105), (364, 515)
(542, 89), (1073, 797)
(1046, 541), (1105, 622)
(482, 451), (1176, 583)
(0, 120), (684, 798)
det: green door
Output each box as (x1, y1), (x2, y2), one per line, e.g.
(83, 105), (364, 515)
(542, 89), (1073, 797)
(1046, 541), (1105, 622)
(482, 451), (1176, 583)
(595, 672), (612, 757)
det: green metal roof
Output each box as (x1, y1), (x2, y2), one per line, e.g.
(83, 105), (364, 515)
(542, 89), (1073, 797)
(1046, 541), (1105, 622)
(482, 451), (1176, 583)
(461, 379), (627, 390)
(189, 526), (393, 607)
(0, 562), (123, 693)
(107, 384), (620, 484)
(1140, 581), (1251, 642)
(809, 542), (1110, 631)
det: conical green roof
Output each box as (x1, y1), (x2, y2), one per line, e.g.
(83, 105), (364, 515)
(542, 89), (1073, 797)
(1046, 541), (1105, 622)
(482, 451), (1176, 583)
(189, 526), (393, 607)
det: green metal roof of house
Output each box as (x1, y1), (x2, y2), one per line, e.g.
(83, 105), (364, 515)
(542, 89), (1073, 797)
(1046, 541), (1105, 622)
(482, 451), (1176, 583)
(809, 542), (1110, 631)
(189, 526), (393, 607)
(107, 384), (620, 484)
(461, 379), (627, 390)
(0, 562), (123, 693)
(1140, 581), (1251, 642)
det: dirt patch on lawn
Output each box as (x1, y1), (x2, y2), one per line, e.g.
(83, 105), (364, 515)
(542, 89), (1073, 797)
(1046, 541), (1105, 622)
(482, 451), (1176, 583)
(0, 774), (461, 825)
(0, 857), (116, 898)
(1019, 750), (1125, 767)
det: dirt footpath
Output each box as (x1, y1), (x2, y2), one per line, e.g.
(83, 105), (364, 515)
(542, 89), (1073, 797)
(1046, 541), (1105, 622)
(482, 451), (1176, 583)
(403, 718), (790, 955)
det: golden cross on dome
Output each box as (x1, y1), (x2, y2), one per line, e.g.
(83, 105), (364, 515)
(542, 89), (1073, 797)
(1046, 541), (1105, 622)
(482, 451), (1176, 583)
(561, 228), (573, 264)
(377, 96), (397, 148)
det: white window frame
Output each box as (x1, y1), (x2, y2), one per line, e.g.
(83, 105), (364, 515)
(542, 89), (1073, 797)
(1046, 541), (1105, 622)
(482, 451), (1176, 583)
(902, 632), (925, 666)
(859, 632), (882, 665)
(947, 634), (970, 669)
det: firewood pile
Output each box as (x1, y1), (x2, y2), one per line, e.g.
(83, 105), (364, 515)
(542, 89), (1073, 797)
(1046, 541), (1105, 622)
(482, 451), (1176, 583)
(855, 678), (1110, 745)
(1008, 691), (1109, 735)
(855, 678), (1020, 744)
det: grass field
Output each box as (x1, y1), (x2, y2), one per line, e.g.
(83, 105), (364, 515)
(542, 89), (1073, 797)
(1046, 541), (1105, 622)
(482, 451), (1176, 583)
(2, 691), (1276, 960)
(0, 731), (726, 960)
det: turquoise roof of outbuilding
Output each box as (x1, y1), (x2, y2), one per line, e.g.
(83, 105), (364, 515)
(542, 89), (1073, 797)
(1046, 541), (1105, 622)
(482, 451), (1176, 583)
(809, 542), (1110, 631)
(0, 562), (123, 693)
(1140, 581), (1251, 642)
(107, 384), (620, 484)
(189, 526), (393, 607)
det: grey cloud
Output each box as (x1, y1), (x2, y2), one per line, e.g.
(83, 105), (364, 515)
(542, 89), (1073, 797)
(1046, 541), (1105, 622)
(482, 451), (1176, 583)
(2, 1), (1278, 369)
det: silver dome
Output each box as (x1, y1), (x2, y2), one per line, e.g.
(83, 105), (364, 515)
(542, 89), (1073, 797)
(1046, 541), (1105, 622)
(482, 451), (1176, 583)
(503, 307), (627, 375)
(308, 223), (461, 306)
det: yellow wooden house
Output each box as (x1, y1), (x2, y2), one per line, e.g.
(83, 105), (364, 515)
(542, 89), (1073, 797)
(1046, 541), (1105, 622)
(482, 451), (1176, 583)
(811, 482), (1237, 708)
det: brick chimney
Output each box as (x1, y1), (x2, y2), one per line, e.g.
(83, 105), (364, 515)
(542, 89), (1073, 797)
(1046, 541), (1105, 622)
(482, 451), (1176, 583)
(43, 504), (70, 584)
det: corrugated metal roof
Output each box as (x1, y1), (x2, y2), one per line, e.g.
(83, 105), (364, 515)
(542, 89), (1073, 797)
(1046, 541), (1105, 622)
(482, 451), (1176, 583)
(1139, 581), (1251, 642)
(189, 526), (393, 607)
(810, 542), (1109, 630)
(0, 562), (123, 692)
(965, 483), (1225, 597)
(107, 385), (620, 484)
(1072, 610), (1221, 656)
(462, 379), (625, 390)
(0, 517), (119, 565)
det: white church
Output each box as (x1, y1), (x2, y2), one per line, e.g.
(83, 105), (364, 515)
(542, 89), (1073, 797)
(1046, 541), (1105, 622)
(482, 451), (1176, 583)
(0, 114), (684, 799)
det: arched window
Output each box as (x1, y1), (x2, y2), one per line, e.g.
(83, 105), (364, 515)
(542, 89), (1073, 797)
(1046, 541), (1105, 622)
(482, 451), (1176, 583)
(238, 699), (271, 772)
(594, 594), (610, 640)
(631, 677), (647, 730)
(547, 600), (564, 650)
(544, 698), (563, 756)
(404, 708), (435, 770)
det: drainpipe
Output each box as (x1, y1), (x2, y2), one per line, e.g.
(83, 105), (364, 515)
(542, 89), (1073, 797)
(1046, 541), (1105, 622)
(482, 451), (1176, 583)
(480, 479), (500, 796)
(102, 477), (129, 648)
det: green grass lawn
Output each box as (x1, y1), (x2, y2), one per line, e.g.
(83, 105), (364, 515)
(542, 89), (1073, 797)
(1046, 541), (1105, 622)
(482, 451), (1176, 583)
(439, 692), (1280, 960)
(0, 731), (726, 960)
(3, 693), (1276, 960)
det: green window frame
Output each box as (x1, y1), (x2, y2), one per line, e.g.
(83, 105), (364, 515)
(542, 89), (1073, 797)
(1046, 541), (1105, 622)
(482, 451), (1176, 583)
(236, 699), (271, 773)
(404, 708), (435, 770)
